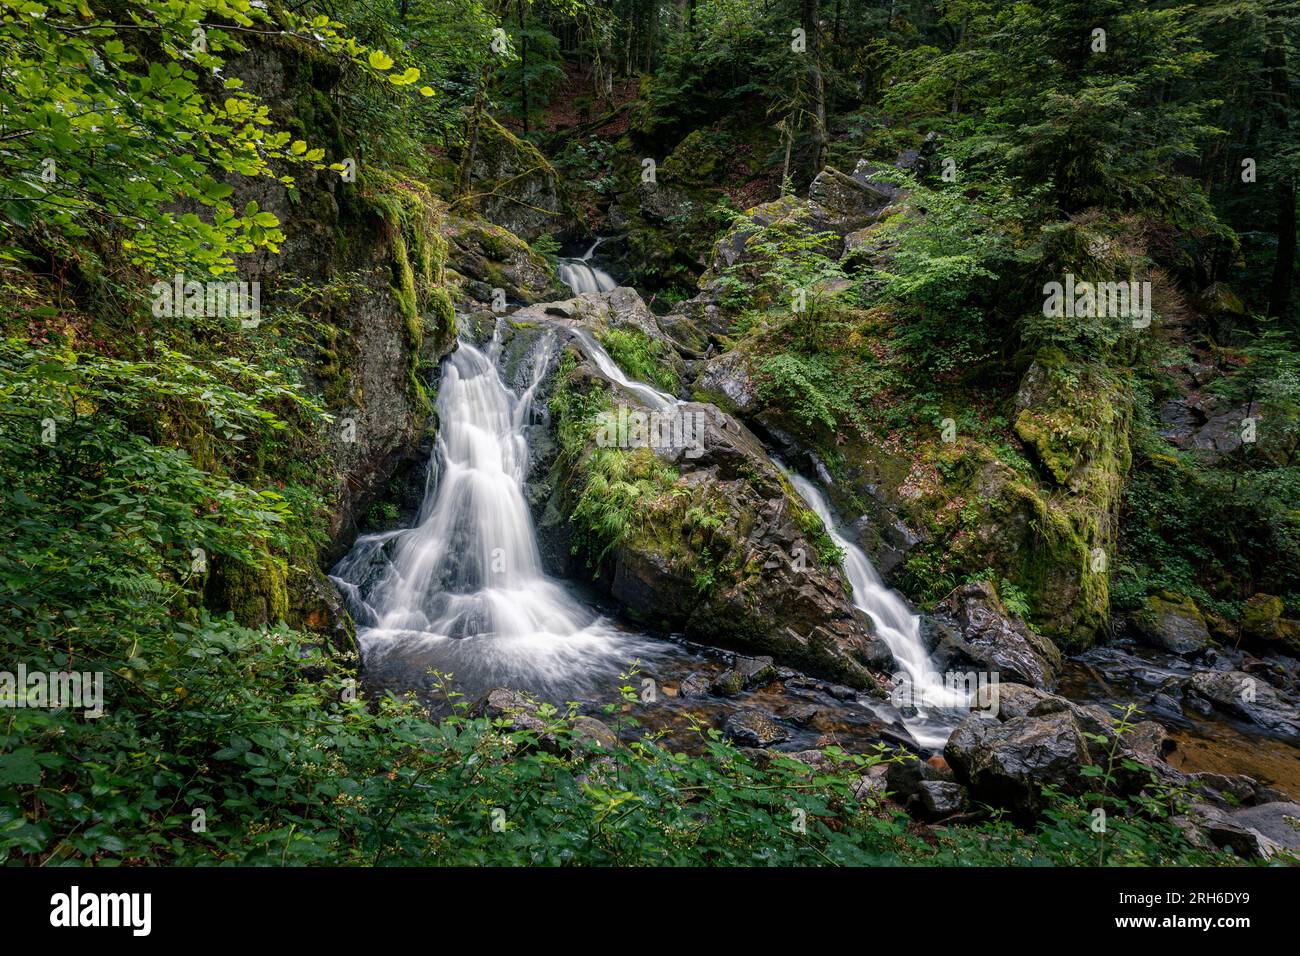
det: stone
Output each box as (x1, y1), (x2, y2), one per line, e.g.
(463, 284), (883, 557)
(710, 669), (746, 697)
(777, 703), (821, 726)
(733, 655), (778, 687)
(1185, 670), (1300, 736)
(945, 710), (1092, 816)
(917, 780), (967, 819)
(852, 765), (890, 802)
(571, 716), (619, 751)
(930, 580), (1062, 688)
(1226, 802), (1300, 854)
(723, 710), (791, 748)
(678, 671), (713, 698)
(807, 167), (893, 233)
(1131, 591), (1211, 656)
(469, 117), (561, 241)
(468, 688), (552, 741)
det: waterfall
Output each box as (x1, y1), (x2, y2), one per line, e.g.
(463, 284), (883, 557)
(569, 328), (677, 411)
(557, 238), (617, 295)
(330, 323), (666, 701)
(784, 471), (967, 749)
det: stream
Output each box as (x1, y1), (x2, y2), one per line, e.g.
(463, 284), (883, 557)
(329, 255), (1300, 791)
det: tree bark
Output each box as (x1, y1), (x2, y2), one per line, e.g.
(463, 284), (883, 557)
(801, 0), (827, 177)
(1264, 4), (1296, 319)
(518, 1), (530, 135)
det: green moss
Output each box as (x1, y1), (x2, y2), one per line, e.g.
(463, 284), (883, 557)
(214, 552), (290, 628)
(597, 326), (681, 394)
(1241, 593), (1283, 633)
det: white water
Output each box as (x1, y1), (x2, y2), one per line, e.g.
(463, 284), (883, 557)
(570, 327), (677, 411)
(557, 238), (617, 295)
(330, 324), (665, 700)
(784, 472), (967, 748)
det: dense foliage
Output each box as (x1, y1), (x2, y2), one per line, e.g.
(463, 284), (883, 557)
(1, 0), (1296, 866)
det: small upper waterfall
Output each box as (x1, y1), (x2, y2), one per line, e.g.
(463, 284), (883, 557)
(557, 238), (617, 295)
(784, 472), (967, 748)
(570, 328), (677, 411)
(331, 323), (665, 700)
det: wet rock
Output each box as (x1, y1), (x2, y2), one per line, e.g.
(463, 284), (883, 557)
(734, 655), (779, 687)
(886, 752), (956, 817)
(529, 302), (885, 688)
(571, 716), (619, 751)
(710, 669), (746, 697)
(825, 683), (859, 701)
(1131, 591), (1210, 657)
(929, 580), (1063, 688)
(917, 781), (967, 819)
(1185, 670), (1300, 736)
(678, 671), (712, 698)
(945, 710), (1091, 817)
(777, 703), (821, 726)
(723, 710), (791, 748)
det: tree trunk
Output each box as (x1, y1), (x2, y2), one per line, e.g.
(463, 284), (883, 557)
(456, 78), (487, 202)
(518, 1), (530, 135)
(801, 0), (827, 177)
(1264, 5), (1296, 320)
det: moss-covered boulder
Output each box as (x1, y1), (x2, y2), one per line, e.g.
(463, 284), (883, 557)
(206, 552), (289, 628)
(1130, 591), (1211, 656)
(466, 116), (562, 241)
(444, 214), (560, 306)
(1241, 593), (1300, 657)
(1009, 348), (1133, 645)
(518, 293), (896, 687)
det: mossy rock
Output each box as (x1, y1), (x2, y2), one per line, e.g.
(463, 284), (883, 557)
(207, 552), (289, 628)
(1130, 591), (1210, 656)
(1240, 593), (1300, 656)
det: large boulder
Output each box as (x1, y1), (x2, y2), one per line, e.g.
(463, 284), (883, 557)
(1240, 593), (1300, 657)
(468, 116), (561, 241)
(945, 710), (1092, 817)
(1130, 591), (1211, 656)
(944, 684), (1178, 817)
(523, 290), (894, 688)
(928, 580), (1063, 688)
(806, 167), (894, 234)
(445, 215), (560, 306)
(1186, 801), (1300, 860)
(1185, 670), (1300, 736)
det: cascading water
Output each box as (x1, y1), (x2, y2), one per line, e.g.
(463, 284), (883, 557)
(330, 323), (667, 702)
(557, 237), (617, 295)
(569, 328), (677, 410)
(783, 471), (968, 749)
